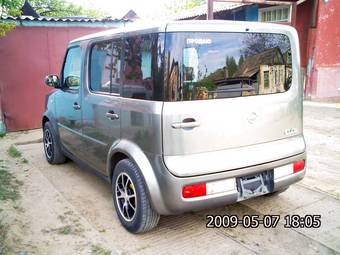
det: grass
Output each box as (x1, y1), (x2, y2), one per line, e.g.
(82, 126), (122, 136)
(0, 133), (5, 138)
(333, 192), (340, 199)
(57, 225), (72, 235)
(44, 223), (84, 236)
(0, 167), (20, 201)
(0, 218), (9, 255)
(7, 145), (22, 158)
(21, 158), (28, 164)
(91, 244), (111, 255)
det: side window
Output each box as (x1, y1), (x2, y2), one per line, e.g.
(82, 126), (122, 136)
(123, 34), (164, 100)
(111, 40), (122, 94)
(89, 41), (112, 93)
(63, 46), (81, 89)
(89, 40), (122, 94)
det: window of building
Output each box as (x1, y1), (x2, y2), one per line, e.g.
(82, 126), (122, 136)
(264, 71), (270, 89)
(123, 34), (164, 100)
(259, 6), (290, 23)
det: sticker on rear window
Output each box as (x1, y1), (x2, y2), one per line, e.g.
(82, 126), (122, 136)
(186, 38), (212, 45)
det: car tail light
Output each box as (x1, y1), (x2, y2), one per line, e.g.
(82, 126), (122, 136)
(293, 160), (305, 173)
(182, 183), (206, 198)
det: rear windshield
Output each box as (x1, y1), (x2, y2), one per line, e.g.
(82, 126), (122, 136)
(165, 32), (292, 101)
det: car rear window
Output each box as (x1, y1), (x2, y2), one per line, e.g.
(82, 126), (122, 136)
(165, 32), (292, 101)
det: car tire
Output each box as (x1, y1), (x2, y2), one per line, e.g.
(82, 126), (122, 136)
(43, 121), (66, 164)
(112, 159), (160, 233)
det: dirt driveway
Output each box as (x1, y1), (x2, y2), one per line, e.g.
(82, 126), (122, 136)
(0, 104), (339, 255)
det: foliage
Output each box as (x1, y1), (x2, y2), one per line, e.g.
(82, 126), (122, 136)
(7, 145), (22, 158)
(57, 225), (72, 235)
(0, 0), (108, 38)
(241, 33), (290, 57)
(91, 244), (111, 255)
(21, 158), (28, 164)
(238, 55), (244, 68)
(225, 56), (238, 78)
(0, 218), (9, 255)
(0, 21), (15, 37)
(196, 55), (240, 91)
(183, 0), (206, 10)
(0, 0), (108, 18)
(0, 166), (20, 201)
(166, 0), (206, 15)
(1, 0), (23, 16)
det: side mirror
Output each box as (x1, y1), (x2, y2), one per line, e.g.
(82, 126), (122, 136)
(44, 75), (60, 88)
(65, 76), (80, 88)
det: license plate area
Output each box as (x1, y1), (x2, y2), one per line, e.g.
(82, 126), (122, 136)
(237, 170), (274, 200)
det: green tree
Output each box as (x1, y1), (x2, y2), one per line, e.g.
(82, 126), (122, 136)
(1, 0), (107, 18)
(0, 0), (108, 38)
(166, 0), (206, 15)
(226, 56), (238, 77)
(238, 55), (244, 68)
(0, 21), (15, 37)
(241, 33), (290, 57)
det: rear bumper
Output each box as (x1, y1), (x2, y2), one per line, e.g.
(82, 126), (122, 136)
(164, 135), (306, 177)
(274, 168), (305, 191)
(148, 151), (306, 215)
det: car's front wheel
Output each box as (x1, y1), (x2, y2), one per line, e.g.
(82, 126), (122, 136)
(112, 159), (160, 233)
(43, 121), (66, 164)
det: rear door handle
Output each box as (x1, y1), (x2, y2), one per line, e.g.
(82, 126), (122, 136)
(171, 118), (200, 129)
(106, 110), (119, 120)
(73, 102), (81, 110)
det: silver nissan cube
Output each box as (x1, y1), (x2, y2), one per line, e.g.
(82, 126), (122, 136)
(42, 20), (306, 233)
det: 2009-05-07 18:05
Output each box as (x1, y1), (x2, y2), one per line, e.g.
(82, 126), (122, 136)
(206, 214), (322, 229)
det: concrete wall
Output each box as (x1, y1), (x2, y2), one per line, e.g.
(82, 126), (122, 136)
(0, 25), (112, 131)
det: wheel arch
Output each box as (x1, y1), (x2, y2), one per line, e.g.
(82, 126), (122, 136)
(42, 115), (49, 127)
(42, 112), (58, 134)
(107, 139), (167, 214)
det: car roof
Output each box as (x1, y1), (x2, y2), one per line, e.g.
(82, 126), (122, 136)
(70, 20), (297, 44)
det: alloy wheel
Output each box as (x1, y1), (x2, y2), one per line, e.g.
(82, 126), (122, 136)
(115, 172), (137, 222)
(44, 129), (53, 159)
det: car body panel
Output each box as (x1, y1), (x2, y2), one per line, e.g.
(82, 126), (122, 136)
(42, 20), (306, 215)
(146, 151), (306, 215)
(164, 135), (306, 177)
(55, 89), (83, 157)
(79, 38), (122, 173)
(106, 139), (168, 214)
(162, 22), (303, 177)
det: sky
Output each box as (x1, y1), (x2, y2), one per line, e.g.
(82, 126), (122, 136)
(66, 0), (174, 20)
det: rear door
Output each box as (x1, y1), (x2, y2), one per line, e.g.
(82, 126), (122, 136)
(162, 31), (303, 176)
(81, 39), (122, 174)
